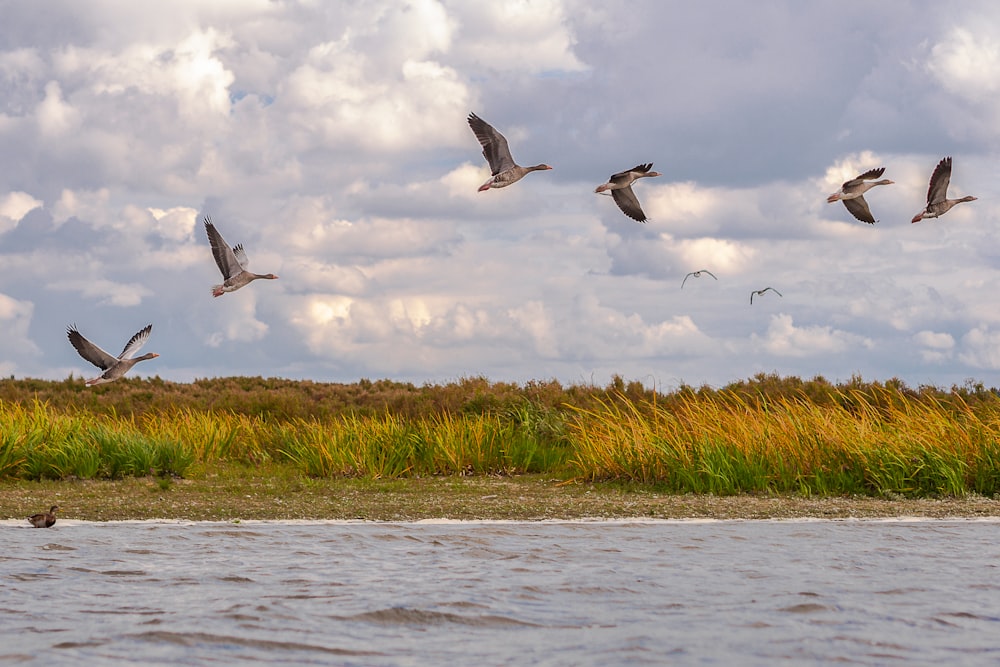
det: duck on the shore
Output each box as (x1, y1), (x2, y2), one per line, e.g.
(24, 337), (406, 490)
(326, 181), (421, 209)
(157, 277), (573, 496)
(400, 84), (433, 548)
(595, 163), (661, 223)
(467, 113), (552, 191)
(826, 167), (893, 224)
(28, 505), (59, 528)
(67, 325), (158, 386)
(911, 157), (977, 223)
(204, 217), (278, 297)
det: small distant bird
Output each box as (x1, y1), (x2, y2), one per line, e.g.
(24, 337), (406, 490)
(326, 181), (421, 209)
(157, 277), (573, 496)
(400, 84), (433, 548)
(750, 287), (782, 304)
(67, 325), (159, 386)
(595, 163), (661, 223)
(28, 505), (59, 528)
(681, 269), (718, 288)
(204, 217), (278, 297)
(826, 167), (894, 224)
(911, 157), (977, 223)
(467, 113), (552, 191)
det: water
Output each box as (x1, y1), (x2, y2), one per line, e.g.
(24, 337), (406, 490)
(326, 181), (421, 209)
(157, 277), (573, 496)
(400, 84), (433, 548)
(2, 519), (999, 666)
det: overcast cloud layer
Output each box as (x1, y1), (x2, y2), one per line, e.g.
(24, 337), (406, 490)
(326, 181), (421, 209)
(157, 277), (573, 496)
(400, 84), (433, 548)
(3, 1), (1000, 389)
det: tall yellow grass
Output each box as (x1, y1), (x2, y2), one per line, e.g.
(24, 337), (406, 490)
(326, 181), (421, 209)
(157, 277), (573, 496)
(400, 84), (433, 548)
(0, 400), (567, 481)
(3, 378), (1000, 497)
(569, 387), (1000, 495)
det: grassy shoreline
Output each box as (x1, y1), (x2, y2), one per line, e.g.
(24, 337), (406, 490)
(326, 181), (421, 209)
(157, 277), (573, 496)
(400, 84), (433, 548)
(3, 465), (999, 522)
(6, 374), (1000, 512)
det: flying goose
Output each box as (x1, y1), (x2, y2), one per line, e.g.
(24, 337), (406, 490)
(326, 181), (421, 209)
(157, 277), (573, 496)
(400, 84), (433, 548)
(750, 287), (782, 304)
(681, 270), (718, 288)
(28, 505), (59, 528)
(595, 163), (661, 222)
(67, 324), (158, 386)
(826, 167), (894, 224)
(911, 157), (977, 223)
(467, 113), (552, 191)
(204, 217), (278, 297)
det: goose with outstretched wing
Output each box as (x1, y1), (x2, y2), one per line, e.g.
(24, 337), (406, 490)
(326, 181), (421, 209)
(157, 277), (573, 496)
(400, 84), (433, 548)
(595, 163), (661, 223)
(204, 217), (278, 297)
(467, 113), (552, 191)
(826, 167), (893, 224)
(911, 157), (976, 223)
(67, 324), (158, 386)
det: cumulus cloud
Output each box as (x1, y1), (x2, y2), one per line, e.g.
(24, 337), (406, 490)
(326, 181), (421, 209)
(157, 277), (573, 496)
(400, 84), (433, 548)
(450, 3), (587, 74)
(0, 293), (41, 362)
(927, 27), (1000, 103)
(914, 330), (955, 363)
(4, 3), (1000, 388)
(0, 191), (42, 233)
(754, 314), (874, 358)
(49, 278), (153, 308)
(958, 326), (1000, 369)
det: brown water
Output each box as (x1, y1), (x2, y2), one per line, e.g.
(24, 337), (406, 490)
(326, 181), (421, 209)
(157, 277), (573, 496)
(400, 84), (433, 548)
(2, 519), (999, 665)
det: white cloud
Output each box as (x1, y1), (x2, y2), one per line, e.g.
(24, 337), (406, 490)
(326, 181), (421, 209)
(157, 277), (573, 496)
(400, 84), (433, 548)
(959, 325), (1000, 369)
(927, 27), (1000, 103)
(6, 3), (1000, 388)
(755, 314), (874, 358)
(0, 191), (42, 233)
(914, 330), (955, 363)
(55, 29), (236, 121)
(507, 300), (558, 357)
(49, 279), (153, 308)
(203, 291), (269, 347)
(35, 81), (80, 137)
(0, 293), (41, 363)
(278, 3), (470, 154)
(50, 188), (112, 226)
(450, 3), (587, 73)
(673, 237), (756, 276)
(914, 330), (955, 350)
(148, 206), (199, 242)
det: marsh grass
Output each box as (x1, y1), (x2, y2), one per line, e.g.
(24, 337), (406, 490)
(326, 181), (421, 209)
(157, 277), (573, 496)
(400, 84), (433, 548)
(2, 375), (1000, 497)
(569, 386), (1000, 496)
(275, 411), (569, 478)
(0, 402), (195, 480)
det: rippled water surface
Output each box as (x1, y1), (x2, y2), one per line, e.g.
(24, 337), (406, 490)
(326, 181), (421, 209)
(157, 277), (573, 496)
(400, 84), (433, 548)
(3, 519), (1000, 665)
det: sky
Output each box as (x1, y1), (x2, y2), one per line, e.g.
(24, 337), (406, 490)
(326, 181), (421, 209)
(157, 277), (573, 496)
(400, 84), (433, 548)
(2, 0), (1000, 390)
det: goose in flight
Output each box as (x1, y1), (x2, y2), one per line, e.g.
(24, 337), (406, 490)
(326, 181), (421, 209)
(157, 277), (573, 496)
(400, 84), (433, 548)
(28, 505), (59, 528)
(750, 287), (782, 304)
(826, 167), (893, 224)
(204, 217), (278, 297)
(681, 269), (718, 288)
(911, 157), (977, 223)
(67, 324), (159, 386)
(467, 113), (552, 191)
(595, 163), (661, 223)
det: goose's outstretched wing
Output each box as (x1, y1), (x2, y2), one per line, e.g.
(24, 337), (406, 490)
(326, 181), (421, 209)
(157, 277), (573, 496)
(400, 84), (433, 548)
(118, 324), (152, 360)
(204, 217), (244, 279)
(67, 326), (117, 370)
(927, 157), (952, 205)
(233, 244), (250, 270)
(468, 113), (515, 176)
(611, 186), (648, 223)
(842, 196), (876, 224)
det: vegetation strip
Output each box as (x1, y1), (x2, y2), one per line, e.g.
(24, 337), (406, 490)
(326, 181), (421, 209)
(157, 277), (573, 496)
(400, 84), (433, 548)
(3, 374), (1000, 501)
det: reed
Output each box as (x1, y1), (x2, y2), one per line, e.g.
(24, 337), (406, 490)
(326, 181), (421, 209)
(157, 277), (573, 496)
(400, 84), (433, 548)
(568, 386), (1000, 496)
(0, 401), (195, 479)
(2, 376), (1000, 497)
(275, 410), (568, 478)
